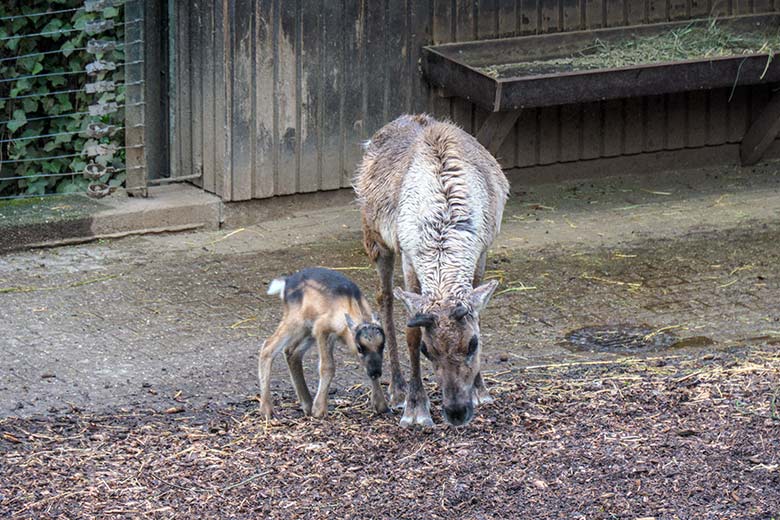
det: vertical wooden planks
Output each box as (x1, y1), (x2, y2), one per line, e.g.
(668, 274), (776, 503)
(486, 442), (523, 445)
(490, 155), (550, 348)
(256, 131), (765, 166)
(580, 102), (602, 159)
(666, 92), (687, 149)
(539, 0), (560, 31)
(365, 0), (387, 137)
(605, 0), (625, 26)
(176, 1), (193, 181)
(667, 0), (688, 19)
(321, 1), (343, 190)
(201, 0), (216, 194)
(255, 0), (276, 198)
(386, 0), (409, 120)
(687, 91), (708, 148)
(276, 0), (299, 195)
(559, 0), (582, 163)
(515, 109), (539, 167)
(585, 0), (605, 28)
(214, 0), (229, 199)
(708, 88), (729, 146)
(453, 0), (476, 133)
(229, 0), (254, 200)
(342, 0), (366, 186)
(431, 0), (454, 120)
(601, 100), (624, 156)
(498, 0), (518, 37)
(727, 87), (750, 143)
(410, 0), (433, 114)
(643, 95), (666, 152)
(190, 0), (204, 189)
(299, 1), (321, 192)
(646, 0), (667, 20)
(520, 0), (540, 34)
(497, 1), (519, 167)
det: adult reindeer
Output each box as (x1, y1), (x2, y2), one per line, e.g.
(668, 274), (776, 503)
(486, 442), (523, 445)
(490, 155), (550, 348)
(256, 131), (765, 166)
(354, 114), (509, 427)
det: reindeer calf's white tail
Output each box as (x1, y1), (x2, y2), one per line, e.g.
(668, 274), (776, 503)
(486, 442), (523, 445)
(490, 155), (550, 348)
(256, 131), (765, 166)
(267, 278), (286, 298)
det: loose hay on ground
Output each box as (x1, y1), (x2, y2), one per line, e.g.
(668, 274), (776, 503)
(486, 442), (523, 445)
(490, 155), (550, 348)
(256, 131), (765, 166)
(1, 349), (779, 519)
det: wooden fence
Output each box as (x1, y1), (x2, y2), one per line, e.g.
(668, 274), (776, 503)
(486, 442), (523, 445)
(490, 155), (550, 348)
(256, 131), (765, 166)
(171, 0), (780, 201)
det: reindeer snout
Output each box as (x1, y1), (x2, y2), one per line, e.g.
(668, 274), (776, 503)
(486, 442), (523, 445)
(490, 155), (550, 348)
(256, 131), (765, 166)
(442, 403), (474, 426)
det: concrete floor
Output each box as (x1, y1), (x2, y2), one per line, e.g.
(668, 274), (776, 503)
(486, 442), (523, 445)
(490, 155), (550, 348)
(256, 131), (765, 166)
(2, 162), (780, 417)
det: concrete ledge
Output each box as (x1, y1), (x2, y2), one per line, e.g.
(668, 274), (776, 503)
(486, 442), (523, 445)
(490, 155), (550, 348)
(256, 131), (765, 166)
(0, 184), (221, 252)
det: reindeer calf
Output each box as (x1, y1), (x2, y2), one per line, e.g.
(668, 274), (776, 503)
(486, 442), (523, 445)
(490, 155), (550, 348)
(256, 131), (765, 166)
(258, 267), (389, 419)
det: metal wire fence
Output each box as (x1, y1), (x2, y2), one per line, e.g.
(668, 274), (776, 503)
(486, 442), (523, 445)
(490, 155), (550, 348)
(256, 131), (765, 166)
(0, 0), (145, 200)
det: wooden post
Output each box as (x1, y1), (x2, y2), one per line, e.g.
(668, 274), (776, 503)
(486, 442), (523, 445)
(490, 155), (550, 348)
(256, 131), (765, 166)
(740, 90), (780, 166)
(476, 109), (523, 156)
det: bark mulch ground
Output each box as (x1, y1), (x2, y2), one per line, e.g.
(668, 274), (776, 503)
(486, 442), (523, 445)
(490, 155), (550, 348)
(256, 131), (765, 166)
(2, 347), (779, 519)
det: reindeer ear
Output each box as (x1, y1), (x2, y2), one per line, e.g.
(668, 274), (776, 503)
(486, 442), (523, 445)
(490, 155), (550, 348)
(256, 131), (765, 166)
(344, 314), (357, 332)
(393, 287), (426, 315)
(469, 279), (499, 313)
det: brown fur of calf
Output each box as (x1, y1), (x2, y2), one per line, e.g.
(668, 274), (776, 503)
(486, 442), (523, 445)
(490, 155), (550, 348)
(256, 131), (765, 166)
(258, 267), (388, 419)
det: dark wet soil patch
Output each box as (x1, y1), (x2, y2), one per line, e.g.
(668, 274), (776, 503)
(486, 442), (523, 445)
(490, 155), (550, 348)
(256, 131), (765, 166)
(565, 324), (679, 352)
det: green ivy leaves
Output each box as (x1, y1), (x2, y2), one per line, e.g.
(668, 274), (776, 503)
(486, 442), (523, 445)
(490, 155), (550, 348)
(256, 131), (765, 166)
(0, 0), (126, 197)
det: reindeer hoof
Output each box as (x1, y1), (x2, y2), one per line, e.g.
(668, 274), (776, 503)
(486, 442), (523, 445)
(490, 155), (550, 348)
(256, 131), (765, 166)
(260, 403), (274, 420)
(300, 402), (313, 416)
(399, 401), (433, 428)
(473, 391), (494, 406)
(312, 404), (328, 419)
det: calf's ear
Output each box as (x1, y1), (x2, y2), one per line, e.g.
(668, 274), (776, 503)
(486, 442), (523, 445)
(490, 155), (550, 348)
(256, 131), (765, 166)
(470, 279), (499, 313)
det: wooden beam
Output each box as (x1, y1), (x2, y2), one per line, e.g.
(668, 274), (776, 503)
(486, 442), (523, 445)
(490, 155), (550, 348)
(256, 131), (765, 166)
(740, 91), (780, 166)
(476, 109), (522, 156)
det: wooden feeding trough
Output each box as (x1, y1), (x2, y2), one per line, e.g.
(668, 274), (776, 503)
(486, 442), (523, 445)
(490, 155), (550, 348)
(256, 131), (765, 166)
(421, 13), (780, 166)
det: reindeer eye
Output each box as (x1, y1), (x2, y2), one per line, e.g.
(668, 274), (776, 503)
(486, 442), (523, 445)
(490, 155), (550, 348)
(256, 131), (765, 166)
(356, 342), (366, 355)
(467, 336), (479, 357)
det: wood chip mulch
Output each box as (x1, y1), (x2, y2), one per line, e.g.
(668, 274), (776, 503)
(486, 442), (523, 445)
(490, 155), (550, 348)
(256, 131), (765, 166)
(2, 349), (779, 519)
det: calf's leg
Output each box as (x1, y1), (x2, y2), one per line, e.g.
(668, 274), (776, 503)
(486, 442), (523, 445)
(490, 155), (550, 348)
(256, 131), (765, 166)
(311, 326), (337, 418)
(258, 322), (306, 419)
(285, 335), (315, 415)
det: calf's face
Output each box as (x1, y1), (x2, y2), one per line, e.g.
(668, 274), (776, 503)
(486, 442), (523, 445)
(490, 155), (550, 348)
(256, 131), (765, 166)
(395, 280), (498, 426)
(345, 315), (385, 380)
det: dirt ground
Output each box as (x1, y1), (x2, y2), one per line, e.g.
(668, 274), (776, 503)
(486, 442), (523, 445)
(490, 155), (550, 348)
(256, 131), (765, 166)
(1, 164), (780, 518)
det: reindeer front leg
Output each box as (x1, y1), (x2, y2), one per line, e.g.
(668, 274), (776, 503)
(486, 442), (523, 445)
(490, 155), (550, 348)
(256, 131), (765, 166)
(375, 249), (407, 408)
(399, 257), (433, 427)
(311, 325), (336, 419)
(472, 250), (493, 406)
